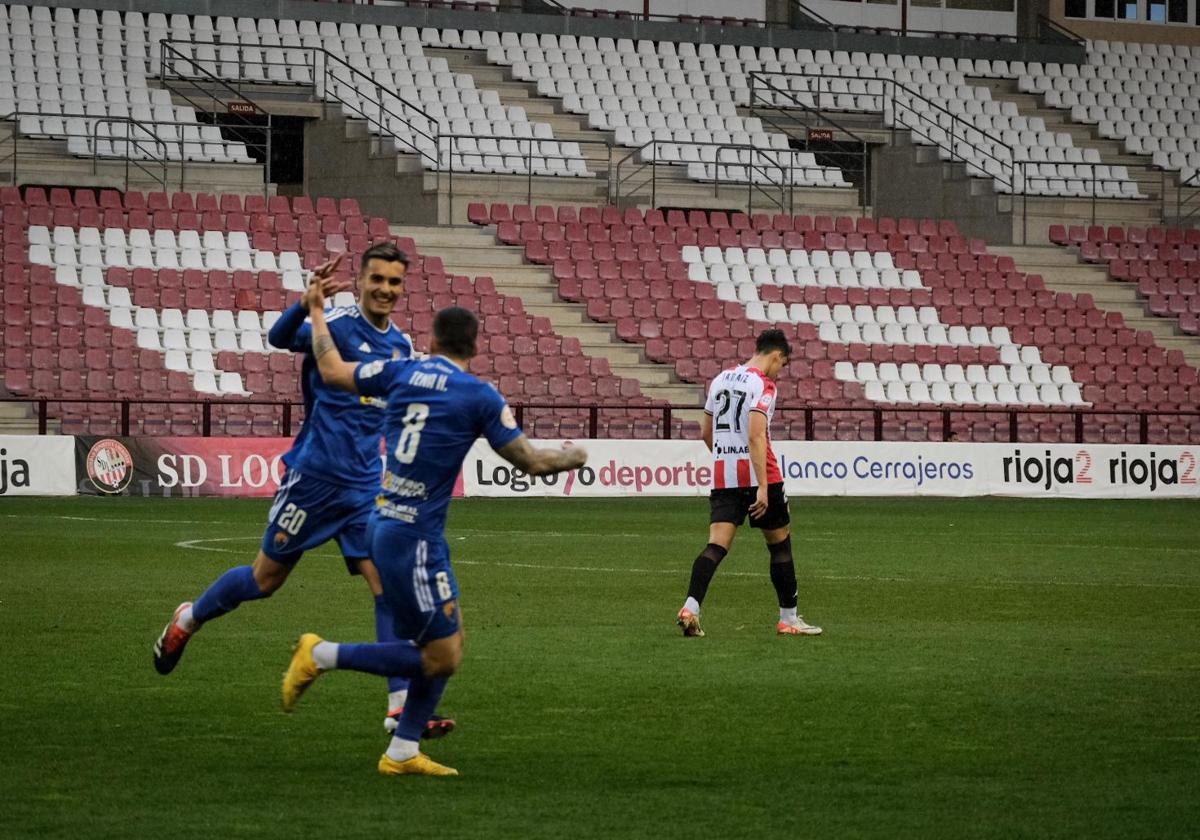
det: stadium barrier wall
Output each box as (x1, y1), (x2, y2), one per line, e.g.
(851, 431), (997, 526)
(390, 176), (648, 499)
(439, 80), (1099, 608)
(462, 440), (1200, 499)
(0, 435), (76, 496)
(54, 436), (1200, 499)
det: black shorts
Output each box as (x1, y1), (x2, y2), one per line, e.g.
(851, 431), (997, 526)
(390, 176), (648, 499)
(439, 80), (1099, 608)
(709, 482), (790, 530)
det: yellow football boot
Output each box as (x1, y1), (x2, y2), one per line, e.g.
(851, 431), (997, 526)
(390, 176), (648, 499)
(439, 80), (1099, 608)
(377, 752), (459, 777)
(281, 633), (324, 712)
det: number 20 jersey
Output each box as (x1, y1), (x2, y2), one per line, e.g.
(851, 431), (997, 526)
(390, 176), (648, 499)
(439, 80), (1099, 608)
(704, 365), (783, 489)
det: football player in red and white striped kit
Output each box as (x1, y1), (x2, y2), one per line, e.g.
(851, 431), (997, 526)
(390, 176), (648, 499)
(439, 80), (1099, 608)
(677, 329), (822, 638)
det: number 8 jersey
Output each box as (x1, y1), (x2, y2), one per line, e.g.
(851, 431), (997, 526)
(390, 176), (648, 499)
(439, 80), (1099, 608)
(704, 365), (783, 489)
(353, 354), (524, 538)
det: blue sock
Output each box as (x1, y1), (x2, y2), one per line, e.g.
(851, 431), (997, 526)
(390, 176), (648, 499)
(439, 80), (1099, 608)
(396, 675), (448, 742)
(374, 595), (411, 695)
(336, 641), (424, 678)
(192, 565), (269, 625)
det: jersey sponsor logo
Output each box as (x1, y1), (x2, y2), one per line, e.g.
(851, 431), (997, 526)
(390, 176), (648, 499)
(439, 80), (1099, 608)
(382, 470), (428, 498)
(85, 439), (133, 494)
(377, 498), (420, 523)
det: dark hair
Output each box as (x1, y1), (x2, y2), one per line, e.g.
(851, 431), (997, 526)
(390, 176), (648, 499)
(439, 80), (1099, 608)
(360, 241), (409, 271)
(755, 328), (791, 357)
(433, 306), (479, 360)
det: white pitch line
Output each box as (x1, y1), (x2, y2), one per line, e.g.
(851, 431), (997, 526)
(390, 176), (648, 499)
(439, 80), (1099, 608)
(10, 514), (1195, 556)
(170, 536), (1200, 590)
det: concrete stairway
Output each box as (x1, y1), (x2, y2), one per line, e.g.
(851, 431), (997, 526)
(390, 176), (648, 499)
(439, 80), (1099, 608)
(0, 401), (42, 435)
(990, 243), (1200, 367)
(973, 78), (1179, 244)
(396, 222), (706, 409)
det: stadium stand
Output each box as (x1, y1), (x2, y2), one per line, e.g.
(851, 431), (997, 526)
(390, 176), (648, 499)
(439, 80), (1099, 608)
(1, 2), (1198, 444)
(1051, 223), (1200, 337)
(1, 186), (697, 438)
(474, 203), (1200, 442)
(1022, 39), (1200, 185)
(485, 33), (1137, 198)
(0, 4), (254, 164)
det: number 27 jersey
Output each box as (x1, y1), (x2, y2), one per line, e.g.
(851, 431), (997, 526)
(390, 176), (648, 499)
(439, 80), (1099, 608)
(704, 365), (783, 489)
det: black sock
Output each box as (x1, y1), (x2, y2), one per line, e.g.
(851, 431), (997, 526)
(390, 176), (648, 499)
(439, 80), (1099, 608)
(686, 543), (728, 607)
(768, 536), (798, 609)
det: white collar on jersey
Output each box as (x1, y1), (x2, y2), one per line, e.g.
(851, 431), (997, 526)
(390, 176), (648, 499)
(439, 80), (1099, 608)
(431, 354), (467, 372)
(356, 302), (395, 335)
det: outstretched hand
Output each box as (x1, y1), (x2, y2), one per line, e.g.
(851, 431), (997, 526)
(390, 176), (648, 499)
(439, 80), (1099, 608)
(301, 253), (350, 311)
(561, 441), (588, 470)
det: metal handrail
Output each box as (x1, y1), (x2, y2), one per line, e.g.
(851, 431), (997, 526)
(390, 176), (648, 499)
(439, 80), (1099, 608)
(157, 40), (273, 191)
(436, 131), (614, 218)
(0, 109), (178, 192)
(612, 136), (862, 214)
(5, 396), (1199, 445)
(788, 0), (836, 32)
(89, 116), (170, 190)
(1014, 159), (1168, 244)
(1176, 169), (1200, 225)
(159, 38), (441, 169)
(747, 70), (1005, 209)
(1036, 14), (1087, 48)
(751, 70), (1013, 160)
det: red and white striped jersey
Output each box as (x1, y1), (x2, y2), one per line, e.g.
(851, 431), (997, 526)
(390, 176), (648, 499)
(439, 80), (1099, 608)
(704, 365), (782, 489)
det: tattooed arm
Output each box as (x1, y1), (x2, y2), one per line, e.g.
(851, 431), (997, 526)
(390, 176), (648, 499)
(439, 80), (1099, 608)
(306, 276), (360, 393)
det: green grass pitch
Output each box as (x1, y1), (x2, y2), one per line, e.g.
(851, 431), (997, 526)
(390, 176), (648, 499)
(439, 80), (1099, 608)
(2, 496), (1198, 839)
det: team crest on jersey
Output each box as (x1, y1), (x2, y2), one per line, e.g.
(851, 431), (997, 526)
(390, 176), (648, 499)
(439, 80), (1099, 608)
(443, 600), (458, 619)
(392, 349), (403, 360)
(500, 406), (517, 429)
(85, 439), (133, 494)
(274, 531), (290, 549)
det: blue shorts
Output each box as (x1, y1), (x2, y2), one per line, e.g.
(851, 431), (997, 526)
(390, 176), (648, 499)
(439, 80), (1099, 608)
(260, 468), (378, 571)
(372, 521), (461, 645)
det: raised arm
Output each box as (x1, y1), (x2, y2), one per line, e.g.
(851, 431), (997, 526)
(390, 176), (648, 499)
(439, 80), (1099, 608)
(306, 273), (359, 393)
(495, 435), (587, 477)
(268, 255), (346, 351)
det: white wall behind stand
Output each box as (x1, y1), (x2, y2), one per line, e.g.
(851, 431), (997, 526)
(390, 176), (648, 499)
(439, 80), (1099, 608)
(804, 0), (1018, 36)
(568, 0), (769, 20)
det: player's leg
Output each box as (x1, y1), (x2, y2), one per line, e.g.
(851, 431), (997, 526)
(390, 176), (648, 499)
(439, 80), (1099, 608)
(677, 489), (749, 636)
(153, 470), (322, 675)
(356, 558), (412, 716)
(352, 555), (457, 740)
(281, 531), (462, 776)
(342, 510), (415, 723)
(753, 484), (821, 636)
(153, 550), (291, 676)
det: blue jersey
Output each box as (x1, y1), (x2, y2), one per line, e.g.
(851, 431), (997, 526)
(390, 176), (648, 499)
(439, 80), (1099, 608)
(268, 302), (413, 489)
(354, 354), (523, 538)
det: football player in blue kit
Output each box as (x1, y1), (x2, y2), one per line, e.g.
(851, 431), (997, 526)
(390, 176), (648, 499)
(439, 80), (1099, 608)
(153, 243), (452, 739)
(280, 287), (587, 777)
